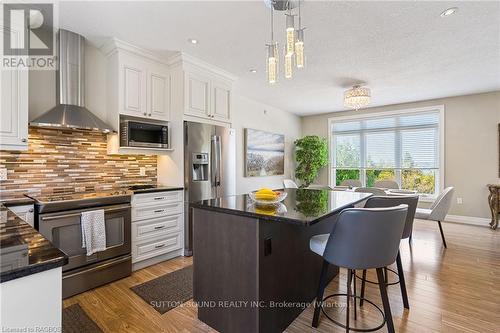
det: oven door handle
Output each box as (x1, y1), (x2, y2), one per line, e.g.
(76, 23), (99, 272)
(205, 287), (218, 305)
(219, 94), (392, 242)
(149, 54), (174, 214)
(40, 205), (131, 221)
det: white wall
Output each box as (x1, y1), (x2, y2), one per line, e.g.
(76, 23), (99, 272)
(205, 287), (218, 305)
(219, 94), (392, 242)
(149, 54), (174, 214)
(231, 94), (302, 194)
(302, 91), (500, 219)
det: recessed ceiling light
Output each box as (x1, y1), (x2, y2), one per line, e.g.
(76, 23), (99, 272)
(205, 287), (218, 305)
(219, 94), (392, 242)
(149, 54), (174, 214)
(440, 7), (458, 17)
(188, 38), (198, 44)
(249, 69), (257, 73)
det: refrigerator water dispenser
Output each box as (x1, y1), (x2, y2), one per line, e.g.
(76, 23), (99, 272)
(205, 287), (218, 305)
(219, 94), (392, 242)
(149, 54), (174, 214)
(192, 153), (209, 181)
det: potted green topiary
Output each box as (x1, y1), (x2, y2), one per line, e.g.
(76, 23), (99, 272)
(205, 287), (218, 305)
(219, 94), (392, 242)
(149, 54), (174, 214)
(294, 135), (328, 188)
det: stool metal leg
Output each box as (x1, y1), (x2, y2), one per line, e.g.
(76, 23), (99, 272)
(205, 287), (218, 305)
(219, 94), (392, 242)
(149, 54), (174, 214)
(352, 269), (357, 320)
(312, 259), (330, 328)
(359, 269), (367, 307)
(346, 268), (352, 333)
(396, 250), (409, 309)
(376, 268), (395, 333)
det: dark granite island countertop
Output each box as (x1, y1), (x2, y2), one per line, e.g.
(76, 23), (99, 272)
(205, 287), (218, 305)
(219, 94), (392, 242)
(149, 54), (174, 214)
(0, 203), (67, 283)
(191, 188), (372, 333)
(190, 188), (372, 225)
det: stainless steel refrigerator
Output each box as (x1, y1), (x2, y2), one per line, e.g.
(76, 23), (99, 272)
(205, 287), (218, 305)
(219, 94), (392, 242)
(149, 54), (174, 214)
(184, 121), (236, 256)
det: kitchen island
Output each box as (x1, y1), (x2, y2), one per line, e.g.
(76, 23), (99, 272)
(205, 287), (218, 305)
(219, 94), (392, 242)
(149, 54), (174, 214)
(190, 188), (372, 333)
(0, 202), (68, 331)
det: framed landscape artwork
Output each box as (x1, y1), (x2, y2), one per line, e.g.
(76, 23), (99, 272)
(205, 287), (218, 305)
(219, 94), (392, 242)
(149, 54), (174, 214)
(244, 128), (285, 177)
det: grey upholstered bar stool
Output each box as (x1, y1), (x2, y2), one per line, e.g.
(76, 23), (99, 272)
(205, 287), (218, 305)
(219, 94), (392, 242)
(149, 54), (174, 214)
(359, 195), (419, 310)
(310, 205), (408, 333)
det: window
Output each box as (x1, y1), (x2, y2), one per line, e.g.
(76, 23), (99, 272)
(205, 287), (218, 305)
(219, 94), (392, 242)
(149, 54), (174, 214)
(330, 108), (442, 197)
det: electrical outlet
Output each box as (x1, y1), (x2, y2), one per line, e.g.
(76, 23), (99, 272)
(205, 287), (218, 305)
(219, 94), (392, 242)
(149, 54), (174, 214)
(457, 197), (463, 204)
(0, 168), (7, 181)
(139, 167), (146, 176)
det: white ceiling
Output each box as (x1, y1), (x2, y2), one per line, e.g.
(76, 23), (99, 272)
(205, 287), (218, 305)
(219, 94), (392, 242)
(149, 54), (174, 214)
(59, 1), (500, 116)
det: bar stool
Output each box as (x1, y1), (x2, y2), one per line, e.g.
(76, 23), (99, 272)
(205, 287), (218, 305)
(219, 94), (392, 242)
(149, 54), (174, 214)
(310, 205), (408, 333)
(359, 195), (419, 310)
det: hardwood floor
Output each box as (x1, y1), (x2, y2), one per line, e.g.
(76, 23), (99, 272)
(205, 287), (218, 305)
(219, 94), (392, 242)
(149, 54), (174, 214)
(64, 219), (500, 332)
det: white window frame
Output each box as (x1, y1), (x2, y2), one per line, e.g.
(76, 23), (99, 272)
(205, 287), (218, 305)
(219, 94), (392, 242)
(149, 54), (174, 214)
(327, 105), (445, 200)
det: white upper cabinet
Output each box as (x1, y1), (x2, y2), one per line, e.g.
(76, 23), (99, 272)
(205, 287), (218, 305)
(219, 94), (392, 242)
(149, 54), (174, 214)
(183, 70), (233, 123)
(0, 25), (28, 151)
(212, 81), (231, 122)
(170, 54), (235, 124)
(149, 70), (169, 120)
(122, 61), (147, 117)
(103, 39), (170, 129)
(186, 72), (210, 118)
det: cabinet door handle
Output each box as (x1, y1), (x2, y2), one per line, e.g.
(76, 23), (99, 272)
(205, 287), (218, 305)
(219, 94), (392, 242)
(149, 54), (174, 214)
(28, 208), (34, 213)
(154, 209), (164, 213)
(153, 197), (166, 200)
(149, 113), (152, 116)
(155, 244), (165, 249)
(21, 138), (27, 143)
(154, 225), (165, 230)
(143, 112), (147, 116)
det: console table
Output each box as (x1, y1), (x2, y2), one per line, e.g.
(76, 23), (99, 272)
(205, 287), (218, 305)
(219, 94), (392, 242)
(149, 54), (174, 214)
(487, 184), (500, 230)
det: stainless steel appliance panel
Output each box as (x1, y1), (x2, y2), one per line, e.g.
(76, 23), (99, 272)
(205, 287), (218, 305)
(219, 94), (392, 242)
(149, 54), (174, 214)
(184, 121), (236, 256)
(38, 204), (131, 272)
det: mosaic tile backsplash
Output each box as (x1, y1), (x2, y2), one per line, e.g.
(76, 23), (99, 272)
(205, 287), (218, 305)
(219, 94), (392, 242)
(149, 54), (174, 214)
(0, 127), (157, 199)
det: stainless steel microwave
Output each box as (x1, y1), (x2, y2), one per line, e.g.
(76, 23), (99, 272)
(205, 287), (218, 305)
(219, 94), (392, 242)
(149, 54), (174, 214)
(120, 120), (170, 149)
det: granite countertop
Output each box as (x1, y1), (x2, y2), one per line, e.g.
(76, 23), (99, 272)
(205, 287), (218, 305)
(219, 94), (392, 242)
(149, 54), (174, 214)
(0, 204), (67, 283)
(190, 188), (372, 225)
(0, 195), (35, 207)
(128, 184), (184, 194)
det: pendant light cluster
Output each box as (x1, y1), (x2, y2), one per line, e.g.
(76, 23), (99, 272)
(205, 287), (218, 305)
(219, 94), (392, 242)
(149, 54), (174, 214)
(266, 0), (306, 84)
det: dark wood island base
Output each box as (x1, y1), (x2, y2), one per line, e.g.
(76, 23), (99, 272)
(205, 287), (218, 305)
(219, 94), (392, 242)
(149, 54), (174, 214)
(192, 208), (338, 333)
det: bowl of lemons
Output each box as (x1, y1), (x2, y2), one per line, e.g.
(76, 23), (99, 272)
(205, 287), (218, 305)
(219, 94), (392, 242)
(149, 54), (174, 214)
(249, 188), (287, 206)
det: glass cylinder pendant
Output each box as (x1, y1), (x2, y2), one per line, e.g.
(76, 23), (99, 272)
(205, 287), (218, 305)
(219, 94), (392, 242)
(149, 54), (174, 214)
(285, 53), (293, 79)
(295, 29), (305, 68)
(285, 14), (295, 55)
(267, 43), (278, 84)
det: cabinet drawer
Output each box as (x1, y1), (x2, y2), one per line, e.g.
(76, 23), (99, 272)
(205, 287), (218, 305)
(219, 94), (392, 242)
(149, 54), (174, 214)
(132, 190), (183, 207)
(132, 214), (182, 242)
(132, 201), (182, 221)
(132, 232), (181, 263)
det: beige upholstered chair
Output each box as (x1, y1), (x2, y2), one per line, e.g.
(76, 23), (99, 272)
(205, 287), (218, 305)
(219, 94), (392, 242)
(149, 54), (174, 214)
(374, 180), (400, 190)
(340, 179), (362, 188)
(415, 187), (455, 248)
(354, 187), (387, 196)
(283, 179), (298, 189)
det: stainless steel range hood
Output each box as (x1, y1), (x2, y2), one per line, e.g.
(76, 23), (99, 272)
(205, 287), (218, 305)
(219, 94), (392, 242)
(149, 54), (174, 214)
(30, 29), (114, 133)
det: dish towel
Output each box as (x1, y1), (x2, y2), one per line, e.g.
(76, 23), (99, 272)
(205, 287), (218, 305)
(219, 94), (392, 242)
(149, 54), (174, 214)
(81, 209), (107, 256)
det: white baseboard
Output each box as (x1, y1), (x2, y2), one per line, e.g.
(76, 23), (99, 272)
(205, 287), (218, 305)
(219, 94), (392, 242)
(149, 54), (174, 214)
(444, 214), (491, 227)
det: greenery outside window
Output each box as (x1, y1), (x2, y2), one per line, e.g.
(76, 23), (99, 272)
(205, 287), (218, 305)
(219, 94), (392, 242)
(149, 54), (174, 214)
(330, 109), (442, 197)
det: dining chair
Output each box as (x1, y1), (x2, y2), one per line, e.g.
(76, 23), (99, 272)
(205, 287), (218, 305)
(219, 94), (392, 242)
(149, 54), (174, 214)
(310, 205), (408, 333)
(359, 195), (419, 310)
(415, 187), (455, 248)
(374, 180), (400, 190)
(354, 187), (387, 196)
(340, 179), (362, 188)
(283, 179), (298, 189)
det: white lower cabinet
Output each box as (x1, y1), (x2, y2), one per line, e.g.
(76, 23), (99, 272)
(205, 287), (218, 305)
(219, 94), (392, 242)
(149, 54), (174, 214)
(131, 190), (183, 270)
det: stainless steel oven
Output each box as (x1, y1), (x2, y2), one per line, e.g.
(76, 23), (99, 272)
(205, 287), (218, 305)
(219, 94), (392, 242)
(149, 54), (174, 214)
(38, 204), (131, 273)
(120, 119), (170, 149)
(31, 192), (132, 298)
